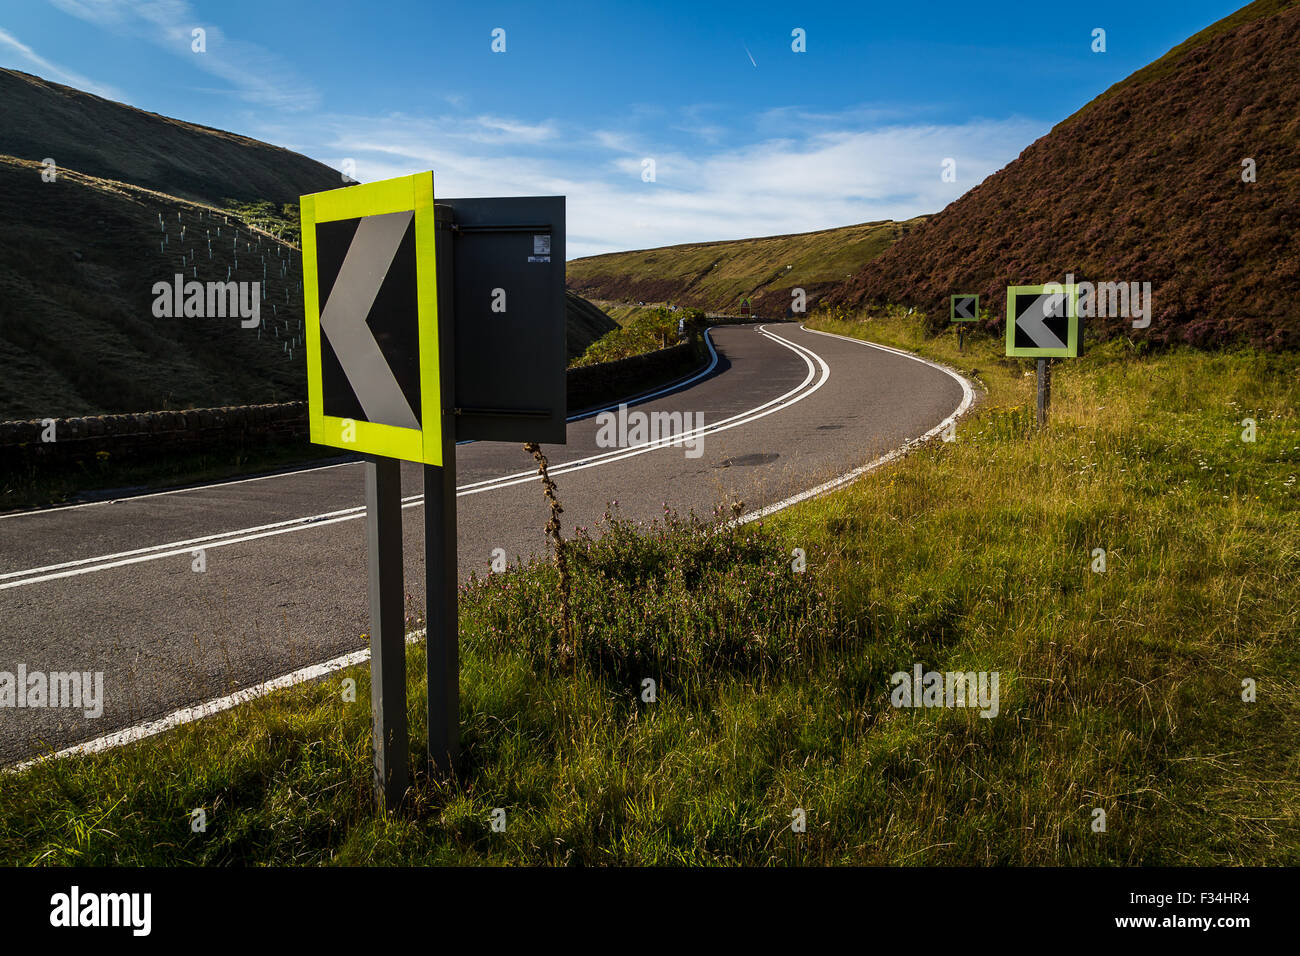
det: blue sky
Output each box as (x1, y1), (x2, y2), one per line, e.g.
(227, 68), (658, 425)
(1, 0), (1245, 258)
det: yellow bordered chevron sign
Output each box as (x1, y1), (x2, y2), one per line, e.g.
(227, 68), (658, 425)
(1005, 283), (1081, 358)
(300, 172), (441, 464)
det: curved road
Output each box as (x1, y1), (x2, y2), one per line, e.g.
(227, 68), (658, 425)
(0, 323), (971, 764)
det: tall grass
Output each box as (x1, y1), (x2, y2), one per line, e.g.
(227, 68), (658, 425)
(2, 314), (1295, 865)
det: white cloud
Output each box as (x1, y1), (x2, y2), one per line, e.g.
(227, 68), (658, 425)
(0, 26), (122, 99)
(464, 115), (556, 144)
(45, 0), (317, 110)
(264, 108), (1046, 259)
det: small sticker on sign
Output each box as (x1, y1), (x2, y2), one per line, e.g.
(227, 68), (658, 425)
(533, 234), (551, 255)
(527, 255), (551, 263)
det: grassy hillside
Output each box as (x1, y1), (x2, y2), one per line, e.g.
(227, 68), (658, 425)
(830, 0), (1300, 350)
(566, 218), (925, 317)
(0, 69), (341, 206)
(5, 318), (1294, 864)
(0, 156), (617, 421)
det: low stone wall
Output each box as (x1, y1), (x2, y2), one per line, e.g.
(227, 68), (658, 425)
(0, 333), (713, 474)
(566, 337), (706, 414)
(0, 402), (311, 475)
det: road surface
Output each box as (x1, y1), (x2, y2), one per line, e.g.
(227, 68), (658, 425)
(0, 323), (971, 763)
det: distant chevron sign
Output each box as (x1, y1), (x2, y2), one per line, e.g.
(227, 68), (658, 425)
(950, 294), (978, 322)
(1005, 284), (1081, 358)
(300, 172), (443, 465)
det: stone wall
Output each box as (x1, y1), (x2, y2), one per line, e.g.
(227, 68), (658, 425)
(0, 334), (713, 474)
(566, 337), (707, 414)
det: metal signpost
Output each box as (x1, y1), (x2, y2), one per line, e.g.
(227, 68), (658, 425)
(426, 194), (566, 773)
(950, 293), (978, 351)
(1005, 284), (1081, 428)
(300, 172), (566, 807)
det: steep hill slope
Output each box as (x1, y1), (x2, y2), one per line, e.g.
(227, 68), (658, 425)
(566, 218), (924, 316)
(564, 291), (619, 360)
(0, 74), (619, 420)
(830, 0), (1300, 349)
(0, 69), (340, 206)
(0, 156), (309, 420)
(0, 157), (619, 419)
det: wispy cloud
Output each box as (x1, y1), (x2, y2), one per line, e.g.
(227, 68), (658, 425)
(460, 115), (557, 144)
(253, 107), (1047, 260)
(0, 26), (121, 99)
(46, 0), (317, 110)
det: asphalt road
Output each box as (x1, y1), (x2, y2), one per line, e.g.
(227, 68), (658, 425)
(0, 323), (970, 764)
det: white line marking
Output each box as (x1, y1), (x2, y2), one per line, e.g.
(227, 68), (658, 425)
(733, 325), (977, 525)
(0, 461), (355, 521)
(8, 630), (427, 772)
(0, 330), (724, 521)
(452, 325), (825, 493)
(0, 506), (367, 581)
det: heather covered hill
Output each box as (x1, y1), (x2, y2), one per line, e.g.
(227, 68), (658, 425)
(830, 0), (1300, 350)
(566, 218), (924, 316)
(0, 69), (340, 206)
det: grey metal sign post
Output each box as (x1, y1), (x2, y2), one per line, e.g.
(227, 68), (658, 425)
(425, 205), (459, 775)
(1036, 358), (1051, 428)
(365, 455), (408, 806)
(424, 195), (567, 775)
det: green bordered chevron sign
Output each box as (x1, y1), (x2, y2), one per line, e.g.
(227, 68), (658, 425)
(950, 294), (979, 322)
(1005, 284), (1081, 358)
(300, 171), (442, 465)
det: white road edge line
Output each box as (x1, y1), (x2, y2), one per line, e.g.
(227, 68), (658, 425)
(4, 326), (972, 770)
(0, 461), (356, 521)
(732, 325), (977, 525)
(8, 630), (428, 772)
(454, 325), (827, 492)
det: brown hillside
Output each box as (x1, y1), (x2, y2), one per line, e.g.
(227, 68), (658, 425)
(831, 0), (1300, 350)
(0, 69), (341, 206)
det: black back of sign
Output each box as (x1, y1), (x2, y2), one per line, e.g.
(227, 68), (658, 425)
(439, 196), (566, 444)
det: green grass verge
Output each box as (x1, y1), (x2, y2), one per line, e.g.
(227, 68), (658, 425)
(2, 314), (1296, 865)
